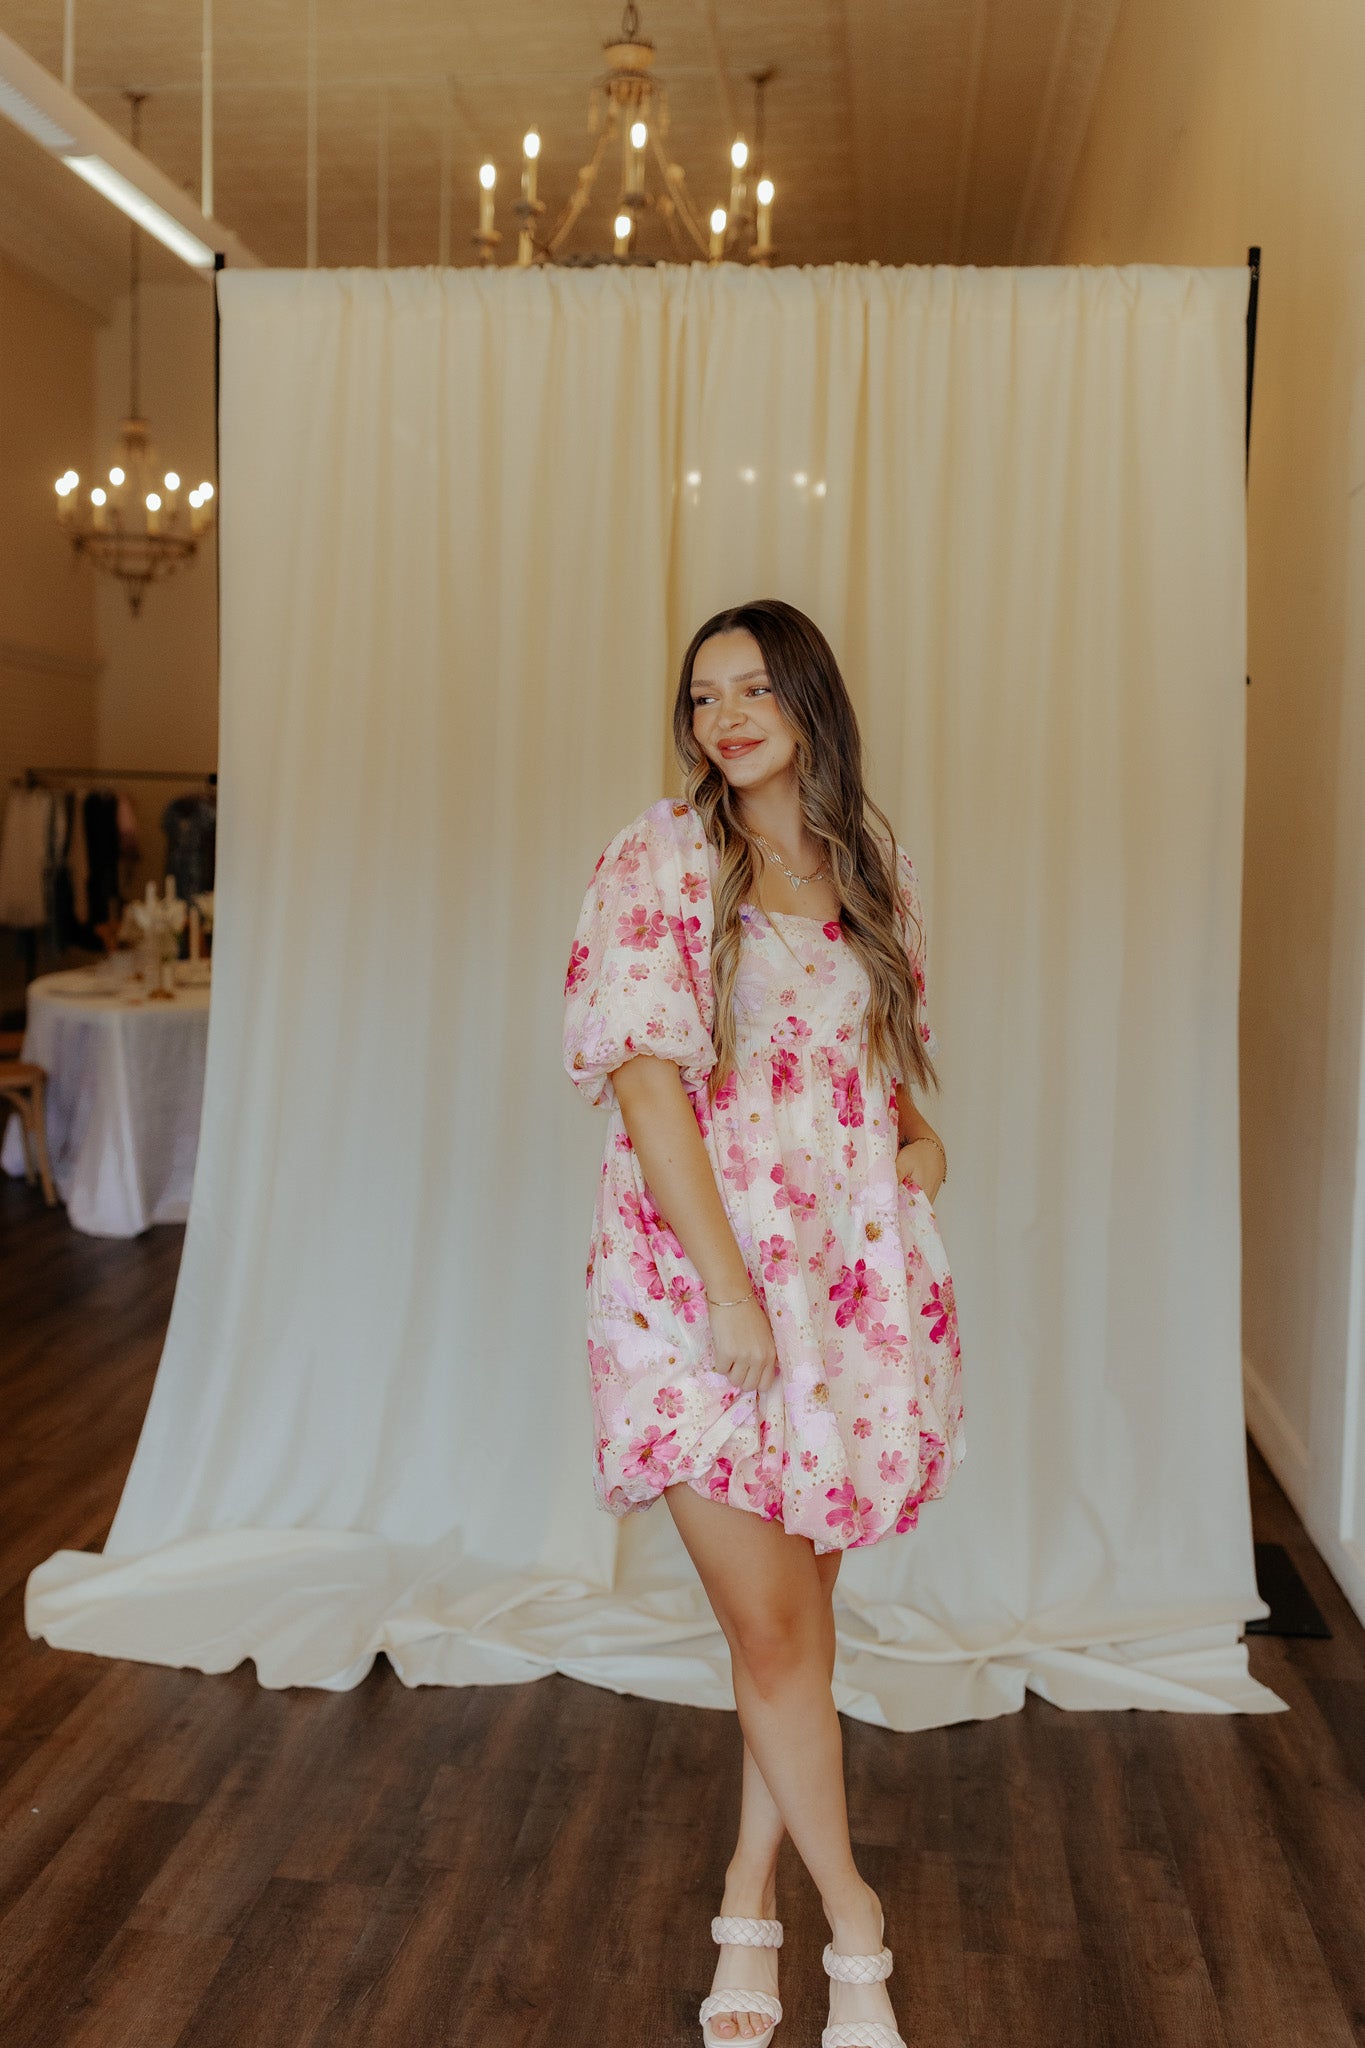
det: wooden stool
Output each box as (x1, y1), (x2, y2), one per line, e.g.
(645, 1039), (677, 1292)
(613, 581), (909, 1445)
(0, 1061), (57, 1206)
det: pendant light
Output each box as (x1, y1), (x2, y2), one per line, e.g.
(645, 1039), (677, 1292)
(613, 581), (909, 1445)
(55, 91), (216, 617)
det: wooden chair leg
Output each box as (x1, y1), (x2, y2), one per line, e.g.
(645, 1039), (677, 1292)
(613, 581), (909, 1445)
(1, 1087), (38, 1187)
(27, 1072), (57, 1207)
(0, 1079), (56, 1205)
(20, 1108), (37, 1186)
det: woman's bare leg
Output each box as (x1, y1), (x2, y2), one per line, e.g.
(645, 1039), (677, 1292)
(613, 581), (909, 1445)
(733, 1547), (841, 1878)
(711, 1549), (842, 2037)
(669, 1488), (897, 2042)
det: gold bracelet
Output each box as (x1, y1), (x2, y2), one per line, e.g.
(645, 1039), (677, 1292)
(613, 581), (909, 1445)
(898, 1131), (947, 1184)
(705, 1286), (756, 1307)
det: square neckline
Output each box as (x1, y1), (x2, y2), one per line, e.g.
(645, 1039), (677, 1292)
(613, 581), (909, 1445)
(684, 803), (841, 932)
(741, 900), (842, 933)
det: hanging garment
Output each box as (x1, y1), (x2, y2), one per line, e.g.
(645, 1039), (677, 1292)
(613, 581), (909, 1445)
(562, 796), (964, 1555)
(67, 790), (92, 941)
(116, 793), (140, 863)
(45, 789), (102, 952)
(160, 791), (217, 902)
(0, 786), (54, 928)
(43, 790), (80, 954)
(83, 791), (122, 930)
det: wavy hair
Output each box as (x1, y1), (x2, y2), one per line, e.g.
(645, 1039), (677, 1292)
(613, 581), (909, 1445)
(671, 597), (938, 1109)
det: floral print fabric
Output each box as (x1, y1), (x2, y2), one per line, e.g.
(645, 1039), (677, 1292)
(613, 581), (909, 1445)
(562, 796), (965, 1553)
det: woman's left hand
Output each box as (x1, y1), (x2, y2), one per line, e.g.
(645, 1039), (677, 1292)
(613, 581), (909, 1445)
(896, 1139), (943, 1204)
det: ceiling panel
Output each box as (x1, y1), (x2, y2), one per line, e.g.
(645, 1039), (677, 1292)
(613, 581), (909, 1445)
(0, 0), (1122, 299)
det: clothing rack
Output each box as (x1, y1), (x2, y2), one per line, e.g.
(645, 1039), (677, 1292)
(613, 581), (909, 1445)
(23, 767), (216, 786)
(4, 772), (216, 986)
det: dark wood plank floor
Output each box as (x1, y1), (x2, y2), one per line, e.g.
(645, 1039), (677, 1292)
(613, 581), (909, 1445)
(2, 1173), (1364, 2048)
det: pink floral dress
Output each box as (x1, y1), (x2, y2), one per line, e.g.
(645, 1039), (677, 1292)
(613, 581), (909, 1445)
(562, 796), (965, 1553)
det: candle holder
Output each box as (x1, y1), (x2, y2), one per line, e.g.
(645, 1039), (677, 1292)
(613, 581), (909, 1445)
(513, 196), (547, 267)
(123, 880), (187, 997)
(472, 10), (781, 268)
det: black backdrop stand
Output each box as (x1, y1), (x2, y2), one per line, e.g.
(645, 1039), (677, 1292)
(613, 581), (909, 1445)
(1246, 244), (1260, 690)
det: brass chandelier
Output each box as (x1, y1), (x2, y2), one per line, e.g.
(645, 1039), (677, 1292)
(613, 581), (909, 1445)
(55, 93), (216, 617)
(472, 3), (779, 268)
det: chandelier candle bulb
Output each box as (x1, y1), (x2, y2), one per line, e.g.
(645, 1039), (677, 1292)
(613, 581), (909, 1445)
(626, 118), (646, 196)
(521, 130), (539, 205)
(709, 205), (726, 261)
(756, 176), (774, 252)
(478, 161), (496, 237)
(728, 137), (748, 223)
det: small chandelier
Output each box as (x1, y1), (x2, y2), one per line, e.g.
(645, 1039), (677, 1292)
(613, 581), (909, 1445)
(55, 92), (216, 618)
(472, 3), (779, 269)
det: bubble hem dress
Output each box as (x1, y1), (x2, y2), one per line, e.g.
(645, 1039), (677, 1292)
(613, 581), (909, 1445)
(562, 797), (965, 1554)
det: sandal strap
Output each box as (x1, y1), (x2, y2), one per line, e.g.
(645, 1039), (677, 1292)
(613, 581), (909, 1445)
(822, 2027), (906, 2048)
(700, 1991), (783, 2026)
(822, 1943), (893, 1983)
(712, 1916), (784, 1948)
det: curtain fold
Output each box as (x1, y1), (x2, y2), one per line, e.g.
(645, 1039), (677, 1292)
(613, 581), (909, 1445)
(25, 260), (1284, 1728)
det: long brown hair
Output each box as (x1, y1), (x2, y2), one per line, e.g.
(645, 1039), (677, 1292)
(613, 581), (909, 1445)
(672, 598), (938, 1108)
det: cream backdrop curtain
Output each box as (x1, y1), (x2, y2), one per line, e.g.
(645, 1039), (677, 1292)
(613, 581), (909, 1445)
(26, 261), (1285, 1728)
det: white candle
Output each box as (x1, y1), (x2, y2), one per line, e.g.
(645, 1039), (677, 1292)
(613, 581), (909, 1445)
(756, 178), (773, 253)
(728, 137), (748, 225)
(145, 879), (156, 906)
(521, 130), (539, 206)
(627, 119), (646, 197)
(478, 161), (495, 236)
(709, 206), (727, 261)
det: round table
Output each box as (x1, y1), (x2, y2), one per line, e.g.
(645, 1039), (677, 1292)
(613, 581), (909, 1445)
(1, 963), (211, 1237)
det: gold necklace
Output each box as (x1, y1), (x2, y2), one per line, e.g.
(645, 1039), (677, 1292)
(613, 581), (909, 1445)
(753, 831), (829, 891)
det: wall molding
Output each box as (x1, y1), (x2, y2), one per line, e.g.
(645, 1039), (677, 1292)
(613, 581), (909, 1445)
(0, 639), (103, 684)
(1244, 1352), (1365, 1627)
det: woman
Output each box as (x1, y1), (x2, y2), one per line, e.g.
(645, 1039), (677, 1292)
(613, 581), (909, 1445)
(562, 598), (965, 2048)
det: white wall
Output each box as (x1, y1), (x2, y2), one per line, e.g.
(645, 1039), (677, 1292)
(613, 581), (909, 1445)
(1054, 0), (1365, 1620)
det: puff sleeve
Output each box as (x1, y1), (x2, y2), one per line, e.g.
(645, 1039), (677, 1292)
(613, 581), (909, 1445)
(562, 801), (717, 1113)
(894, 843), (940, 1059)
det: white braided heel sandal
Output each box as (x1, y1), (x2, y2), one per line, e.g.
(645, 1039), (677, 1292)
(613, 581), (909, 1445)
(820, 1937), (906, 2048)
(699, 1915), (784, 2048)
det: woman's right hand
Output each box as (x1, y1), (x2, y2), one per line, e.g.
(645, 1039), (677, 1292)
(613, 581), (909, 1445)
(708, 1294), (779, 1396)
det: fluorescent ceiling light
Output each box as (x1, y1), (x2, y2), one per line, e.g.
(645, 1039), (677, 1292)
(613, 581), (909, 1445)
(65, 154), (216, 269)
(0, 72), (75, 151)
(0, 27), (256, 273)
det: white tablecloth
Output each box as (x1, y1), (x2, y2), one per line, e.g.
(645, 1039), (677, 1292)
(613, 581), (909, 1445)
(1, 965), (211, 1237)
